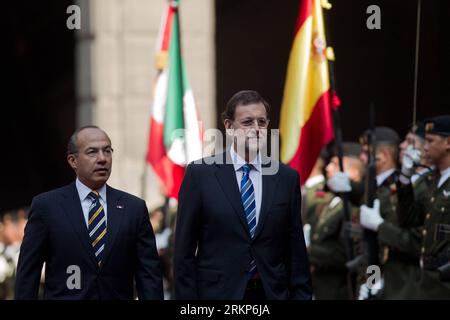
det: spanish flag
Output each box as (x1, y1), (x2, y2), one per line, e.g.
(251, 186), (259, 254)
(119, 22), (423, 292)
(280, 0), (339, 185)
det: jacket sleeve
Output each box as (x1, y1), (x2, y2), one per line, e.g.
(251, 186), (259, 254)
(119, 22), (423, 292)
(377, 222), (421, 258)
(289, 171), (313, 300)
(397, 182), (425, 228)
(174, 163), (202, 299)
(15, 197), (48, 299)
(134, 199), (164, 300)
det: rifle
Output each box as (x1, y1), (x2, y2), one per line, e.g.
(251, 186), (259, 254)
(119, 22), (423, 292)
(363, 103), (380, 298)
(332, 109), (359, 300)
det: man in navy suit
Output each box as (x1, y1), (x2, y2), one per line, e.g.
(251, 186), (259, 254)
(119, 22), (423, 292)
(15, 126), (163, 299)
(174, 90), (312, 300)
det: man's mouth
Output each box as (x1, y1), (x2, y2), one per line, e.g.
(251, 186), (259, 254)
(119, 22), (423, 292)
(94, 168), (109, 173)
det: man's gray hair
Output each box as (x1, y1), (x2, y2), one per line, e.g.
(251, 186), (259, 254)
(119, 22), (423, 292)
(67, 125), (101, 155)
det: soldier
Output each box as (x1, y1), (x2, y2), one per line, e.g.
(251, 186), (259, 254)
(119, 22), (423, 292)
(301, 149), (331, 239)
(309, 143), (364, 299)
(398, 115), (450, 299)
(394, 122), (435, 298)
(359, 127), (422, 299)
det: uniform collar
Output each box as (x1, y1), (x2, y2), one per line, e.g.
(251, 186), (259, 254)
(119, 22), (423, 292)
(305, 175), (325, 188)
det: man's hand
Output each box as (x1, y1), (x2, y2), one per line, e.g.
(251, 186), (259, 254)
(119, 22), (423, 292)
(327, 172), (352, 193)
(360, 199), (383, 231)
(401, 145), (421, 178)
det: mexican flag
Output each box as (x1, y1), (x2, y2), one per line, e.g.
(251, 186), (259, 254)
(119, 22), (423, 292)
(279, 0), (340, 185)
(147, 0), (202, 199)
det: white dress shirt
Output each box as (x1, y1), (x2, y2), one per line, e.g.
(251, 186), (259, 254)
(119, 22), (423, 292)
(411, 167), (432, 185)
(75, 178), (108, 228)
(229, 147), (262, 225)
(376, 168), (395, 187)
(438, 166), (450, 189)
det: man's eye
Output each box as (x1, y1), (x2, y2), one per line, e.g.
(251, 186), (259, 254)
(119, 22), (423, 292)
(243, 120), (253, 126)
(87, 150), (97, 155)
(258, 120), (267, 126)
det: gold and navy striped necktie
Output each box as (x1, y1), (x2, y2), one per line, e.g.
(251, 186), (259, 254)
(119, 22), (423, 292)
(87, 190), (107, 266)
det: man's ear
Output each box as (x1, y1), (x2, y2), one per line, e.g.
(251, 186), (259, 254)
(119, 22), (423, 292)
(67, 154), (77, 171)
(375, 149), (386, 164)
(224, 119), (235, 137)
(224, 119), (233, 130)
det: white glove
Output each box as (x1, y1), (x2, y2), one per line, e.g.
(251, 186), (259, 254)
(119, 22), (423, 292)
(360, 199), (383, 231)
(303, 224), (311, 248)
(358, 277), (384, 300)
(327, 172), (351, 193)
(401, 145), (421, 177)
(358, 283), (369, 300)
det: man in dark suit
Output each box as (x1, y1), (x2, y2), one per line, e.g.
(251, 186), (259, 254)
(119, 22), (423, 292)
(15, 126), (163, 299)
(174, 90), (312, 300)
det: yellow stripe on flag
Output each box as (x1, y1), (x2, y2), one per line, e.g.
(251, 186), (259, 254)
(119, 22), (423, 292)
(280, 0), (331, 163)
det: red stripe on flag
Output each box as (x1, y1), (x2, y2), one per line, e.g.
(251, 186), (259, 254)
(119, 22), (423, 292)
(287, 90), (334, 185)
(161, 6), (175, 51)
(295, 0), (313, 34)
(147, 119), (185, 199)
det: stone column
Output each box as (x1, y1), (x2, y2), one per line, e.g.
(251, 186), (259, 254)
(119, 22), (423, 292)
(75, 0), (215, 209)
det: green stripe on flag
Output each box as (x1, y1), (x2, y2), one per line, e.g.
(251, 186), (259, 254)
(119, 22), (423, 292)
(164, 3), (185, 148)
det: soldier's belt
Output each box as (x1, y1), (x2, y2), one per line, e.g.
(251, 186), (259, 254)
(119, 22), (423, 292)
(435, 224), (450, 241)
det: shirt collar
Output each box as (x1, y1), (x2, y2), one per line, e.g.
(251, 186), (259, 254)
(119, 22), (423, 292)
(304, 175), (325, 188)
(229, 145), (261, 173)
(75, 178), (107, 203)
(411, 167), (432, 184)
(438, 166), (450, 188)
(376, 168), (395, 187)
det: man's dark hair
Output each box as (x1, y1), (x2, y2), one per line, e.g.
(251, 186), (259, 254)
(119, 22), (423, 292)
(221, 90), (270, 122)
(67, 125), (101, 155)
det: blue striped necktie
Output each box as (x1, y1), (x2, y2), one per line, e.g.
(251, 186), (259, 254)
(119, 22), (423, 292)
(87, 190), (107, 266)
(240, 164), (257, 278)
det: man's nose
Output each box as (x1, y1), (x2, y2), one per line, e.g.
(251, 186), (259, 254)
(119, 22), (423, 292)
(97, 151), (107, 162)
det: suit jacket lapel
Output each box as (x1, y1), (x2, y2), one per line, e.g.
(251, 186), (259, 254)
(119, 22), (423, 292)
(60, 183), (98, 267)
(254, 164), (279, 240)
(100, 186), (124, 269)
(214, 152), (251, 238)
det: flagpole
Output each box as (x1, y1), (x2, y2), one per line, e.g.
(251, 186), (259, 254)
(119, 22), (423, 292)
(323, 1), (357, 300)
(412, 0), (422, 126)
